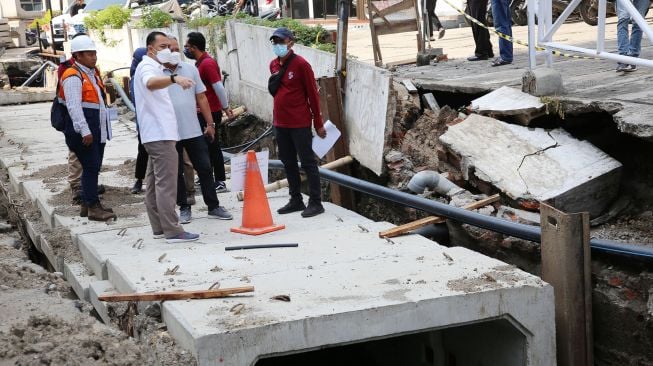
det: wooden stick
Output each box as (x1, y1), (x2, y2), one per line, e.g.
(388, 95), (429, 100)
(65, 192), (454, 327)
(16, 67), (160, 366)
(98, 286), (254, 302)
(236, 156), (354, 201)
(379, 194), (501, 238)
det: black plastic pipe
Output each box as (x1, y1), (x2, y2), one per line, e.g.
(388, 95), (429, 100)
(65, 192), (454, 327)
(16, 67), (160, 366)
(268, 160), (653, 262)
(225, 243), (299, 251)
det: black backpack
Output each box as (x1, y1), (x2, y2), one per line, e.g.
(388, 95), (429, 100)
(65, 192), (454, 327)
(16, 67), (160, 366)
(50, 62), (81, 132)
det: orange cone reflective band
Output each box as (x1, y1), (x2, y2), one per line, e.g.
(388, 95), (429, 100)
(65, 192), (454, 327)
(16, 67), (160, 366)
(231, 151), (285, 235)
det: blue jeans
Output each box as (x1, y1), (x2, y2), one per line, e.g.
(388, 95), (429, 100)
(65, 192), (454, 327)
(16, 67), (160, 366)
(65, 124), (105, 206)
(491, 0), (513, 62)
(617, 0), (650, 61)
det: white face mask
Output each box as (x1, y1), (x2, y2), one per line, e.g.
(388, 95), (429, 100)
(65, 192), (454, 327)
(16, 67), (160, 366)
(154, 48), (172, 64)
(168, 51), (181, 65)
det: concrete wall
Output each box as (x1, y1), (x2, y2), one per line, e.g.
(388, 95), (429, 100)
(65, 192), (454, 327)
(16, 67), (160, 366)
(84, 21), (392, 175)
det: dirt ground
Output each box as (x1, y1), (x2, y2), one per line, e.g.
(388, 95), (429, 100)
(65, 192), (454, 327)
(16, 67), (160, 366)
(0, 176), (197, 365)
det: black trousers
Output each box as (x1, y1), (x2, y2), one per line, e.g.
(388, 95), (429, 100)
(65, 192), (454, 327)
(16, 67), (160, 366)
(467, 0), (494, 57)
(176, 135), (219, 210)
(274, 127), (321, 204)
(426, 0), (443, 36)
(135, 132), (148, 180)
(197, 111), (226, 182)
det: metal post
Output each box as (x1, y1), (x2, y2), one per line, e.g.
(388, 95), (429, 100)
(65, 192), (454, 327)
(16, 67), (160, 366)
(36, 21), (43, 53)
(45, 0), (55, 54)
(545, 0), (553, 65)
(597, 0), (606, 53)
(540, 203), (594, 366)
(335, 0), (350, 79)
(527, 0), (537, 68)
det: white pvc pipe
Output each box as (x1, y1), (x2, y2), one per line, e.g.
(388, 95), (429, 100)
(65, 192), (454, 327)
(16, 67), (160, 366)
(542, 41), (653, 67)
(597, 0), (607, 53)
(542, 0), (583, 41)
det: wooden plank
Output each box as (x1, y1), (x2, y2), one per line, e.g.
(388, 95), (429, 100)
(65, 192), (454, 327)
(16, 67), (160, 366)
(540, 203), (593, 366)
(401, 79), (418, 93)
(372, 0), (414, 18)
(318, 77), (355, 210)
(98, 286), (255, 302)
(379, 194), (500, 238)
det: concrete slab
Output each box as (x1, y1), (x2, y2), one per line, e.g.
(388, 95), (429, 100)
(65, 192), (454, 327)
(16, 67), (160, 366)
(23, 217), (41, 250)
(39, 235), (64, 273)
(63, 261), (98, 301)
(439, 114), (622, 217)
(89, 280), (116, 325)
(0, 88), (55, 106)
(470, 86), (546, 125)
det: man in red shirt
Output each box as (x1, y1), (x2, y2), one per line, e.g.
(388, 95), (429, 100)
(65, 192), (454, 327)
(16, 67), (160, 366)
(183, 32), (233, 193)
(269, 27), (326, 218)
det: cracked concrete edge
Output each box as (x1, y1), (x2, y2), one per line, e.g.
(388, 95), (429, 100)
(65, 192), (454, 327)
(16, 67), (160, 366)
(63, 261), (98, 302)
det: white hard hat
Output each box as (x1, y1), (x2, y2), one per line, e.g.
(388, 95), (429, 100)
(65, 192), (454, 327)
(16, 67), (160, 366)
(70, 35), (96, 53)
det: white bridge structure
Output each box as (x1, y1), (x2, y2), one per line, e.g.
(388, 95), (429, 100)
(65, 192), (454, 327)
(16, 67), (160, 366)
(527, 0), (653, 68)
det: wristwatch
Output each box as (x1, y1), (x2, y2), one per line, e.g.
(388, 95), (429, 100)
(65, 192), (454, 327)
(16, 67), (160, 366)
(170, 74), (177, 83)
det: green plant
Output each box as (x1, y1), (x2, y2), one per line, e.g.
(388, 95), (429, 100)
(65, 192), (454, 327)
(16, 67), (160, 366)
(84, 5), (132, 46)
(29, 10), (61, 30)
(84, 5), (132, 29)
(137, 6), (173, 28)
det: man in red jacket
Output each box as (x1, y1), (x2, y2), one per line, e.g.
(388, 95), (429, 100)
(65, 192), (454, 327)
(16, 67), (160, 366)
(269, 27), (326, 218)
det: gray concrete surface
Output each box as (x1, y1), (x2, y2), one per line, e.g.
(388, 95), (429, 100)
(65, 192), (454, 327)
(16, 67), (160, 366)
(0, 102), (556, 366)
(440, 114), (622, 217)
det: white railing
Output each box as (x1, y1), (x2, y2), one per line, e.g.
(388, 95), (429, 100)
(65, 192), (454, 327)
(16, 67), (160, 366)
(527, 0), (653, 68)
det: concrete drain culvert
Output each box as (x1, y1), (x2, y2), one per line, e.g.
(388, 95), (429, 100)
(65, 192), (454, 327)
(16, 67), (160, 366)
(254, 318), (528, 366)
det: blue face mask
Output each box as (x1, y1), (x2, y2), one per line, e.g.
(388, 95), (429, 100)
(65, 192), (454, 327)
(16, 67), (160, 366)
(272, 43), (289, 58)
(183, 48), (195, 60)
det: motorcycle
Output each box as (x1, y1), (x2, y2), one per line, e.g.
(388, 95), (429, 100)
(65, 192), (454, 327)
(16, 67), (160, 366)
(578, 0), (617, 26)
(25, 29), (37, 46)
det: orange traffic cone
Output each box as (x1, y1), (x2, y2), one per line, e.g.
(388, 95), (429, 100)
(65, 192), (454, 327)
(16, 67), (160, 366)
(231, 151), (285, 235)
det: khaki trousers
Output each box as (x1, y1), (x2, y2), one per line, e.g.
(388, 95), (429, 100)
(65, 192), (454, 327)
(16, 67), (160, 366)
(68, 150), (82, 191)
(143, 140), (184, 237)
(183, 149), (195, 193)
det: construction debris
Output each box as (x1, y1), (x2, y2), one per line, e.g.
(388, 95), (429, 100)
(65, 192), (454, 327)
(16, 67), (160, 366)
(438, 114), (622, 217)
(470, 86), (545, 125)
(98, 286), (255, 302)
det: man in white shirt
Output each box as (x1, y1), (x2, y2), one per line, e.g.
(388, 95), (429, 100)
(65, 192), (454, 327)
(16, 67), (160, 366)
(133, 31), (199, 243)
(161, 35), (233, 224)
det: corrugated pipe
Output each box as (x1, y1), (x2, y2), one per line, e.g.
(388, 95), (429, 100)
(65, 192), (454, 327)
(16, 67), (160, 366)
(107, 78), (135, 113)
(407, 170), (466, 196)
(268, 160), (653, 262)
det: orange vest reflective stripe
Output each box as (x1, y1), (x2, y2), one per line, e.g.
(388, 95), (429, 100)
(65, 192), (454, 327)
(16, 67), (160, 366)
(58, 66), (105, 108)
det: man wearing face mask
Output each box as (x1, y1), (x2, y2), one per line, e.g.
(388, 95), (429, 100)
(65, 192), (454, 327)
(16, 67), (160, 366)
(183, 32), (232, 194)
(161, 34), (233, 223)
(133, 31), (199, 244)
(269, 27), (327, 218)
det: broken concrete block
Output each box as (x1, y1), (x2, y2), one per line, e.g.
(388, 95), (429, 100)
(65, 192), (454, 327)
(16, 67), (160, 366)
(439, 114), (622, 217)
(522, 68), (564, 97)
(498, 206), (541, 226)
(470, 86), (545, 125)
(422, 93), (440, 112)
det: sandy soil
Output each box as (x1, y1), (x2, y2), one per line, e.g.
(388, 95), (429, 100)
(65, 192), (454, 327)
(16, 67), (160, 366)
(0, 176), (197, 365)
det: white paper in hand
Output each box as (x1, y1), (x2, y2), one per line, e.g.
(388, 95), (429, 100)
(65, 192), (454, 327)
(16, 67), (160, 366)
(230, 150), (269, 192)
(312, 120), (341, 159)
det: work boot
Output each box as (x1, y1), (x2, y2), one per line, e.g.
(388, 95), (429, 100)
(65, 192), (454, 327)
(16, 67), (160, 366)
(301, 201), (325, 218)
(87, 203), (117, 221)
(80, 202), (113, 217)
(277, 199), (305, 214)
(130, 179), (143, 194)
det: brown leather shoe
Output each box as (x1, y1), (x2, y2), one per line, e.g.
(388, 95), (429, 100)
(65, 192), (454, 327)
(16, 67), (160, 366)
(87, 203), (117, 221)
(80, 203), (113, 217)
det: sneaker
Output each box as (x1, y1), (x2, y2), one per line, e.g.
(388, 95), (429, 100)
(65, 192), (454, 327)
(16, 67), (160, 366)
(301, 202), (325, 218)
(491, 57), (512, 67)
(625, 64), (637, 72)
(214, 181), (228, 193)
(438, 27), (445, 39)
(165, 232), (199, 243)
(130, 179), (143, 194)
(429, 36), (435, 41)
(153, 232), (165, 239)
(179, 206), (192, 224)
(208, 206), (233, 220)
(616, 63), (629, 72)
(277, 199), (306, 214)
